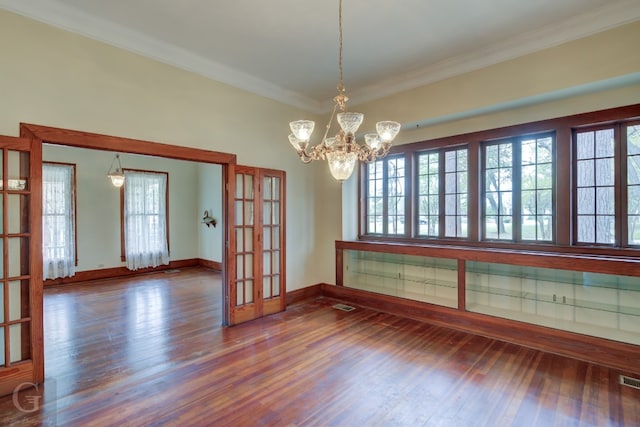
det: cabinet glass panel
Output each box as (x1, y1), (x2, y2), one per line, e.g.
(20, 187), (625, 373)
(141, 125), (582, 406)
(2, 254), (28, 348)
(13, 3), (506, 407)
(466, 261), (640, 345)
(343, 250), (458, 308)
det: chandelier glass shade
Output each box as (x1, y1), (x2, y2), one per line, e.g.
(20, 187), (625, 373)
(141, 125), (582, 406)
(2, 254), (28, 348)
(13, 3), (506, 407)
(287, 0), (400, 181)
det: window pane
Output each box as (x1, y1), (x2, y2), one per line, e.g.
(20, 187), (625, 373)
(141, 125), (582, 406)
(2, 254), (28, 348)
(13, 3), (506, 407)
(445, 148), (468, 238)
(627, 124), (640, 245)
(520, 135), (554, 241)
(575, 128), (615, 245)
(417, 152), (439, 237)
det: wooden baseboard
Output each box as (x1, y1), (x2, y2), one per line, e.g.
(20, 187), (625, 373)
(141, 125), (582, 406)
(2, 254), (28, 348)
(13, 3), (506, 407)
(198, 259), (223, 271)
(286, 284), (324, 306)
(43, 259), (200, 286)
(319, 284), (640, 375)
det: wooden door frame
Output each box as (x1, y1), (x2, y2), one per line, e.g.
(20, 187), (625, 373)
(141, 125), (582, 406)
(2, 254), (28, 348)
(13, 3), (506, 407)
(19, 124), (237, 335)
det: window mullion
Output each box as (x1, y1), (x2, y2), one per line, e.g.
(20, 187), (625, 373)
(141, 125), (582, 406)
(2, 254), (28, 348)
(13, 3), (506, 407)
(438, 150), (445, 238)
(617, 123), (626, 247)
(382, 159), (389, 235)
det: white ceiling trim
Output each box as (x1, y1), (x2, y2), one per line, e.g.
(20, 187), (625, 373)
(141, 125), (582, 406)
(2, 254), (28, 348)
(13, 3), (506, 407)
(347, 0), (640, 107)
(1, 0), (639, 114)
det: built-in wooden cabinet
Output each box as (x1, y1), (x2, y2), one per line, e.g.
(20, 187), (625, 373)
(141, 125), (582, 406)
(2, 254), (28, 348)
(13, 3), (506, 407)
(336, 240), (640, 373)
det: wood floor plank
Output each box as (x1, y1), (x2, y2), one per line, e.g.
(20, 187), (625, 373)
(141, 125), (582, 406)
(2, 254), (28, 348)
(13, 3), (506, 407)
(0, 267), (638, 426)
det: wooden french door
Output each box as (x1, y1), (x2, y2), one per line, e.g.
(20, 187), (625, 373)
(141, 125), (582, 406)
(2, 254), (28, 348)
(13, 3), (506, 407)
(0, 136), (43, 397)
(229, 166), (285, 325)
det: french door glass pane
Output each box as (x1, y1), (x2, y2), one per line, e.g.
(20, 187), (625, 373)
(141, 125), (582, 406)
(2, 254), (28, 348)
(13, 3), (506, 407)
(236, 282), (244, 306)
(236, 228), (243, 252)
(10, 323), (30, 363)
(273, 178), (280, 199)
(8, 280), (28, 321)
(8, 150), (29, 191)
(8, 194), (29, 234)
(245, 280), (254, 304)
(263, 252), (271, 275)
(236, 255), (243, 280)
(8, 237), (28, 278)
(263, 202), (271, 225)
(263, 276), (272, 299)
(245, 227), (253, 251)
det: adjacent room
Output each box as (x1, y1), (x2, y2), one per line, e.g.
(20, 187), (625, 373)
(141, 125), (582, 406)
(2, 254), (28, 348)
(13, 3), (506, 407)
(0, 0), (639, 425)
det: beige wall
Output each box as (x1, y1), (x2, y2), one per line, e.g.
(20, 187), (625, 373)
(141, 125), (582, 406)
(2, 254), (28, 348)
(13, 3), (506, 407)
(197, 163), (223, 263)
(0, 9), (337, 290)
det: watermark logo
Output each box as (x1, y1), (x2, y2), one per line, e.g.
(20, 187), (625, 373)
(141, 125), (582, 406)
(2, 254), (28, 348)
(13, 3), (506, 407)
(11, 378), (57, 425)
(13, 382), (42, 413)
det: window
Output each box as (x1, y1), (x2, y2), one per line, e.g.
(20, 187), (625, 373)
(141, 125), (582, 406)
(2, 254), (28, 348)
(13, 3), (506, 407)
(416, 147), (468, 238)
(628, 124), (640, 245)
(359, 104), (640, 254)
(483, 134), (554, 242)
(365, 155), (406, 236)
(122, 170), (169, 270)
(42, 163), (76, 280)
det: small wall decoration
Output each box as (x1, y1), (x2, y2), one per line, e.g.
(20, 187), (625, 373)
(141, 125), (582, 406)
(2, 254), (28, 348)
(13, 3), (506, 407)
(202, 210), (217, 228)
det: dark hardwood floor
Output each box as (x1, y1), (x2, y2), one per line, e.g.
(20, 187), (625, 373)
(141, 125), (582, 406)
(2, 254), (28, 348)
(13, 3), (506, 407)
(1, 267), (638, 426)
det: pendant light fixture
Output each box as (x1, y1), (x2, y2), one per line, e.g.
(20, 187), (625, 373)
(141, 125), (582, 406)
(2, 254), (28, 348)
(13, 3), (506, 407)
(287, 0), (401, 181)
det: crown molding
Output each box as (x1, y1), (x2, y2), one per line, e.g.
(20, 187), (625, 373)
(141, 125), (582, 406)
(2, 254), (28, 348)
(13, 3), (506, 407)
(347, 0), (640, 107)
(1, 0), (639, 114)
(0, 0), (325, 113)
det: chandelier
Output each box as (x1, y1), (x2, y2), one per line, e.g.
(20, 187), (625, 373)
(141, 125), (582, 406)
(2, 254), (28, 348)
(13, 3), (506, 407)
(107, 153), (125, 187)
(287, 0), (401, 181)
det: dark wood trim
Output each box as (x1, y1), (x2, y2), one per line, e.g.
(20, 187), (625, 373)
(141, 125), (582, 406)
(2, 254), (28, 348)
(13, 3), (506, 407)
(285, 284), (323, 306)
(199, 258), (223, 271)
(0, 361), (33, 397)
(457, 259), (465, 310)
(337, 240), (640, 277)
(42, 259), (199, 286)
(556, 127), (571, 245)
(319, 284), (640, 375)
(335, 247), (343, 286)
(390, 104), (640, 154)
(20, 124), (236, 165)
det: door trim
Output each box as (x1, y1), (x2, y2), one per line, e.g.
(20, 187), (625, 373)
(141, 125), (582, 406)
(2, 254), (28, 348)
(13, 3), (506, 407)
(19, 123), (237, 328)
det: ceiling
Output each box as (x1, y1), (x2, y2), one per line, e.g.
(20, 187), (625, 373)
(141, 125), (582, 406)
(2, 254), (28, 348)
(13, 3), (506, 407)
(1, 0), (640, 113)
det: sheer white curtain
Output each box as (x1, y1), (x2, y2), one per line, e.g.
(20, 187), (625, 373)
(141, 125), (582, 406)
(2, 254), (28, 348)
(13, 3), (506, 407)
(42, 163), (75, 280)
(124, 171), (169, 270)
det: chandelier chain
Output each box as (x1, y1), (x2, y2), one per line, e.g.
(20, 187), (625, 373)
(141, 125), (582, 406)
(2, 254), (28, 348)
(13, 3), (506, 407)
(338, 0), (344, 92)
